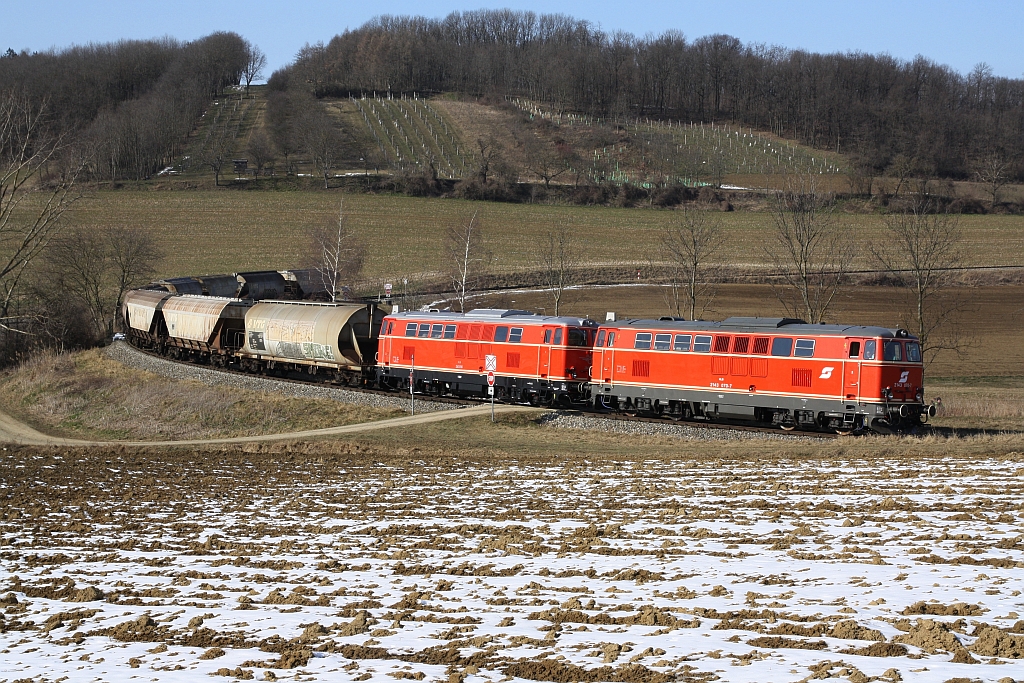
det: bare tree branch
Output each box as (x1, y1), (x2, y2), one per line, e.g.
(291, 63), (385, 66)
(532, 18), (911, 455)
(305, 201), (365, 301)
(539, 221), (585, 316)
(661, 200), (723, 319)
(872, 198), (970, 368)
(445, 212), (484, 313)
(763, 175), (855, 324)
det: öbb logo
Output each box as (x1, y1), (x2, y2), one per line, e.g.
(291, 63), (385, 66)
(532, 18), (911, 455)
(819, 367), (834, 379)
(898, 370), (910, 384)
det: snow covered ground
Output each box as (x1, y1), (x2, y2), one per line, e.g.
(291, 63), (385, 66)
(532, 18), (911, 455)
(2, 450), (1024, 682)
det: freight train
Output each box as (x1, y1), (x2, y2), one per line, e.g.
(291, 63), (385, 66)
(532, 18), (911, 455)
(122, 287), (932, 434)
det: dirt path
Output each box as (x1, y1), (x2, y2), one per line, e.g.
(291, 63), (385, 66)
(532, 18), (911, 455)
(0, 403), (540, 447)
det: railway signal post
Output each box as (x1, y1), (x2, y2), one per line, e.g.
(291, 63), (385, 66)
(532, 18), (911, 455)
(485, 355), (497, 422)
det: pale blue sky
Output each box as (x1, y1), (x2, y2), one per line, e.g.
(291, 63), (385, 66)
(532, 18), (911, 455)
(7, 0), (1023, 80)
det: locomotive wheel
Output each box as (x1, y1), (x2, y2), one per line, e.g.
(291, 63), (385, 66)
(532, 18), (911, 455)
(835, 428), (853, 436)
(780, 423), (796, 431)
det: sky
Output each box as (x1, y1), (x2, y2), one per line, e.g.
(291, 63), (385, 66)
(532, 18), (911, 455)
(6, 0), (1024, 81)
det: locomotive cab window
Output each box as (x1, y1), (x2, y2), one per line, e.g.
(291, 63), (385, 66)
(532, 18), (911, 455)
(494, 326), (509, 342)
(883, 341), (902, 362)
(443, 324), (457, 339)
(568, 328), (588, 346)
(380, 320), (389, 335)
(907, 341), (922, 362)
(553, 328), (563, 345)
(848, 341), (861, 358)
(771, 337), (793, 356)
(418, 323), (431, 337)
(596, 330), (606, 347)
(693, 335), (712, 353)
(543, 329), (552, 344)
(653, 333), (671, 350)
(430, 324), (444, 338)
(509, 327), (523, 343)
(405, 322), (418, 337)
(674, 334), (692, 351)
(634, 333), (652, 350)
(794, 339), (815, 357)
(864, 339), (876, 360)
(607, 332), (616, 347)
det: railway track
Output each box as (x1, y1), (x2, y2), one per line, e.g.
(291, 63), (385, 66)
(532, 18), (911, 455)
(129, 343), (845, 439)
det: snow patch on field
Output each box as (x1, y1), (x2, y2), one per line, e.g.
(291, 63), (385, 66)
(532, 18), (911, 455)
(2, 454), (1024, 682)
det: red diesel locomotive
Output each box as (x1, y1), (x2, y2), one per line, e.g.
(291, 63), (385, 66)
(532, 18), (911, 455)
(377, 309), (598, 403)
(591, 317), (930, 433)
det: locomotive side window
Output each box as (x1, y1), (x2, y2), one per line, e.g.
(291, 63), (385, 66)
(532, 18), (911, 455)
(387, 322), (394, 335)
(430, 324), (444, 338)
(380, 320), (389, 335)
(864, 340), (876, 360)
(509, 327), (523, 343)
(693, 335), (712, 353)
(883, 341), (902, 361)
(443, 324), (457, 339)
(634, 333), (652, 350)
(653, 333), (671, 350)
(543, 329), (552, 344)
(794, 339), (816, 357)
(494, 326), (509, 342)
(418, 323), (431, 337)
(568, 328), (588, 346)
(607, 332), (616, 347)
(674, 334), (691, 351)
(771, 337), (793, 356)
(596, 330), (606, 347)
(907, 342), (922, 362)
(405, 322), (418, 337)
(849, 341), (861, 358)
(553, 328), (563, 345)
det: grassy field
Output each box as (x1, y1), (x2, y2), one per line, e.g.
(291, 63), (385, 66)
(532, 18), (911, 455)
(0, 349), (400, 441)
(59, 191), (1024, 283)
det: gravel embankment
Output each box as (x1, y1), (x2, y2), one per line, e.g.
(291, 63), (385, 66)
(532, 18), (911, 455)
(540, 411), (825, 441)
(104, 342), (457, 414)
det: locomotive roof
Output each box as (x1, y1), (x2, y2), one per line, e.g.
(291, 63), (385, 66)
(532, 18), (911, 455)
(603, 316), (914, 339)
(389, 308), (598, 327)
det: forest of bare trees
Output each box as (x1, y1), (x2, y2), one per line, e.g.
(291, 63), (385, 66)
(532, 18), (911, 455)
(0, 32), (254, 183)
(277, 10), (1024, 181)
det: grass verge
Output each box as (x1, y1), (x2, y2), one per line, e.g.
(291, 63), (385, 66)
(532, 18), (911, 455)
(0, 349), (401, 441)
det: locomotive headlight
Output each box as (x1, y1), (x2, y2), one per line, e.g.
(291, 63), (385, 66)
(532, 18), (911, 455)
(883, 387), (892, 400)
(915, 388), (924, 403)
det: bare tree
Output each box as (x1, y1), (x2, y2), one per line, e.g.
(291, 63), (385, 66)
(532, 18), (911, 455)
(764, 176), (855, 324)
(300, 109), (343, 189)
(887, 153), (918, 199)
(972, 153), (1013, 208)
(661, 201), (723, 319)
(475, 137), (497, 183)
(246, 127), (275, 177)
(539, 222), (585, 316)
(872, 199), (969, 367)
(41, 227), (112, 339)
(305, 202), (365, 301)
(241, 43), (267, 95)
(108, 226), (162, 330)
(0, 93), (83, 338)
(199, 128), (231, 186)
(523, 137), (567, 188)
(445, 212), (484, 313)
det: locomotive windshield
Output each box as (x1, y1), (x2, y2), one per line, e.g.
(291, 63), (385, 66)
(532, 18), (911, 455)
(906, 342), (922, 362)
(568, 328), (589, 346)
(883, 341), (902, 361)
